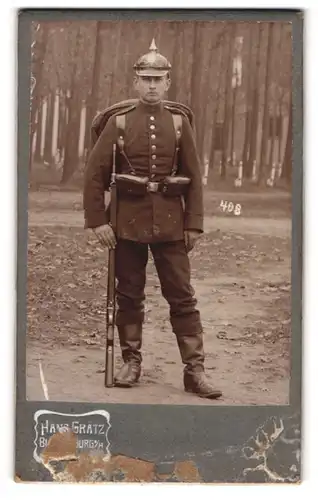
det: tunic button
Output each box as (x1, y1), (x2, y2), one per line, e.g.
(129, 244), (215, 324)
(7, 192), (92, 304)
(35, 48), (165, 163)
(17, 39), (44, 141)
(151, 154), (156, 160)
(152, 165), (156, 169)
(150, 116), (155, 121)
(150, 124), (155, 130)
(151, 145), (156, 151)
(151, 134), (156, 140)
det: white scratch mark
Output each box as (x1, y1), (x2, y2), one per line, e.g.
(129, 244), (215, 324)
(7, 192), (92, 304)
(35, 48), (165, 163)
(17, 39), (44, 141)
(39, 361), (49, 400)
(241, 416), (300, 482)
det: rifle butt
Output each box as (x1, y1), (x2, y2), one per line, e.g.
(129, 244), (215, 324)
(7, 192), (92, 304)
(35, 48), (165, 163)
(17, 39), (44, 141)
(105, 339), (114, 387)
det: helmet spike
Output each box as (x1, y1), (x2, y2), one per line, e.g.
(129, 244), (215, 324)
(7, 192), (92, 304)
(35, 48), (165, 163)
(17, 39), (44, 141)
(149, 38), (158, 51)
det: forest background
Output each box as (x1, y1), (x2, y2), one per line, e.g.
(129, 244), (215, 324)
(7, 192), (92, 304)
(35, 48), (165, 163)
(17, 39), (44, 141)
(29, 20), (292, 189)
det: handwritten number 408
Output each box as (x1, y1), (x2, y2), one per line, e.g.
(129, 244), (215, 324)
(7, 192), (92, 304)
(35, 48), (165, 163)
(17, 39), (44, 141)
(219, 200), (241, 216)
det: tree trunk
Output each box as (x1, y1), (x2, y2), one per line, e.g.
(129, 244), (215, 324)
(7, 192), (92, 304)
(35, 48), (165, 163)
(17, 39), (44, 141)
(269, 50), (279, 173)
(123, 21), (135, 98)
(155, 20), (163, 48)
(190, 22), (204, 157)
(242, 24), (254, 176)
(108, 21), (124, 106)
(282, 97), (292, 182)
(29, 22), (49, 172)
(198, 26), (225, 162)
(60, 92), (81, 184)
(168, 22), (183, 102)
(60, 28), (82, 184)
(267, 23), (279, 173)
(34, 100), (42, 162)
(229, 26), (239, 168)
(221, 23), (236, 178)
(44, 92), (54, 163)
(208, 34), (225, 170)
(259, 22), (274, 182)
(268, 23), (283, 170)
(84, 21), (103, 153)
(277, 23), (286, 165)
(248, 23), (262, 177)
(57, 92), (66, 159)
(281, 24), (292, 182)
(268, 113), (277, 170)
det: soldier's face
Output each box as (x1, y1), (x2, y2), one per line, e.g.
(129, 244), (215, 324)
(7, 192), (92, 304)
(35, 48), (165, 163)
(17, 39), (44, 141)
(134, 75), (171, 103)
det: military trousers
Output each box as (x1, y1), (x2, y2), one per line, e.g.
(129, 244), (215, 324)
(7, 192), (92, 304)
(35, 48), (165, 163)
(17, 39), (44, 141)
(114, 238), (203, 336)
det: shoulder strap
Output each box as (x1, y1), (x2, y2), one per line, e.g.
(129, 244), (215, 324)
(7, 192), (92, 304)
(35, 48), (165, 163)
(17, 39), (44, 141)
(172, 114), (182, 142)
(171, 114), (182, 176)
(115, 114), (126, 132)
(115, 114), (126, 153)
(114, 112), (136, 175)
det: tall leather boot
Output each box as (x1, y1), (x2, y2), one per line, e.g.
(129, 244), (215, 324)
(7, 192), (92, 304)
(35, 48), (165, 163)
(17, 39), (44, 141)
(176, 332), (222, 399)
(114, 323), (142, 388)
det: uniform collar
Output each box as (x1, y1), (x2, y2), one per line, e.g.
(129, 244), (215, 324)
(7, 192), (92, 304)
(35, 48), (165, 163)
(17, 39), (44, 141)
(137, 99), (164, 114)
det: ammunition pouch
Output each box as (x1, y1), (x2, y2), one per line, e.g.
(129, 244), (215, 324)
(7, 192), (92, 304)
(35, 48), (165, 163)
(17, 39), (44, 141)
(161, 175), (191, 197)
(115, 174), (149, 197)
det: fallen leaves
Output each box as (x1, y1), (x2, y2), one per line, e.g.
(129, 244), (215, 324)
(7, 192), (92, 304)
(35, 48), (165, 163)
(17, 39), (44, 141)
(27, 227), (108, 347)
(26, 226), (291, 359)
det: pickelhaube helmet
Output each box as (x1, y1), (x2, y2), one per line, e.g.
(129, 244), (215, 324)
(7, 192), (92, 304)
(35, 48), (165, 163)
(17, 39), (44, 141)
(133, 39), (171, 77)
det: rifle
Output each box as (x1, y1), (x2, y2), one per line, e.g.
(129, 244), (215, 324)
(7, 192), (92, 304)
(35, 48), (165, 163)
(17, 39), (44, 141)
(104, 143), (117, 388)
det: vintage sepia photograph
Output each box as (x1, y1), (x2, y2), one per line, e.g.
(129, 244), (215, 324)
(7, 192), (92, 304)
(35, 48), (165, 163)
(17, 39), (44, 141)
(26, 17), (293, 407)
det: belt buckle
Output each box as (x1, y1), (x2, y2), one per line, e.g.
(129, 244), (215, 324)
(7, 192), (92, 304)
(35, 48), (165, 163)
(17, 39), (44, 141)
(147, 181), (159, 193)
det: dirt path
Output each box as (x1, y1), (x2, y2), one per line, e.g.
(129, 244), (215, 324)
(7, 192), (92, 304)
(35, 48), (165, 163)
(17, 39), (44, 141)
(28, 210), (291, 239)
(26, 191), (291, 405)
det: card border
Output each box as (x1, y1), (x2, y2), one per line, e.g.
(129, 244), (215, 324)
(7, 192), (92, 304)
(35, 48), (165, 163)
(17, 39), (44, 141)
(16, 8), (303, 484)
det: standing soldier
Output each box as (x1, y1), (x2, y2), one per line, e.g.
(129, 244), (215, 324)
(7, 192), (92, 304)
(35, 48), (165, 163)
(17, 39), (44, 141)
(83, 40), (222, 399)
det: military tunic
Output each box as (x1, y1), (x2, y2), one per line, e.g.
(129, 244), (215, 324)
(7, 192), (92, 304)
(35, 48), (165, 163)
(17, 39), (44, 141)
(83, 100), (204, 243)
(83, 98), (204, 341)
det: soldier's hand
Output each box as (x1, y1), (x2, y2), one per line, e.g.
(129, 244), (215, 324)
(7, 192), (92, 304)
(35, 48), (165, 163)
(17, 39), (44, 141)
(92, 224), (116, 249)
(184, 230), (201, 253)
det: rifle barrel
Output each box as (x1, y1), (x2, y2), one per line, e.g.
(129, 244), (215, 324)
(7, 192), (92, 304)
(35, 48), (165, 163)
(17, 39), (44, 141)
(104, 142), (117, 388)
